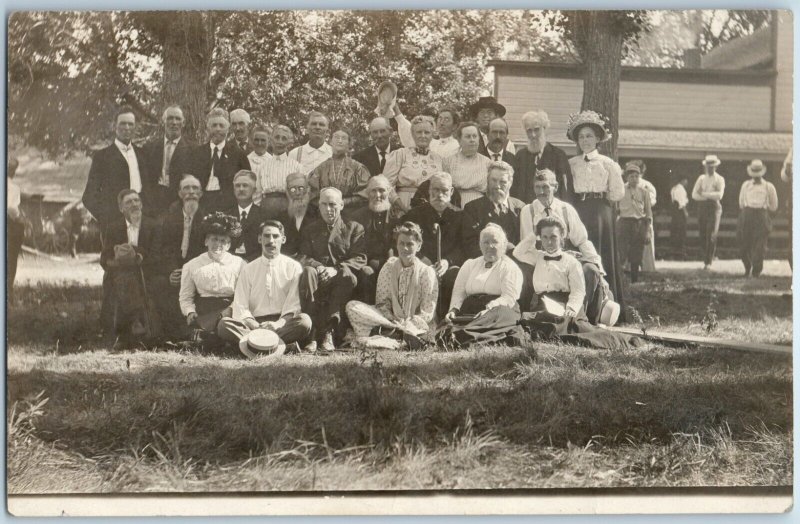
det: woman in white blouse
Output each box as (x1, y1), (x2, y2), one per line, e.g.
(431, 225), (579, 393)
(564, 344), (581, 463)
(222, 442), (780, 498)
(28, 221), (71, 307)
(565, 110), (625, 309)
(445, 224), (523, 320)
(179, 212), (246, 344)
(442, 122), (493, 208)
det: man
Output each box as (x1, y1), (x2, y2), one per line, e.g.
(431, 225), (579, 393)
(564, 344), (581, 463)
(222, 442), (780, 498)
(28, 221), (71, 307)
(670, 173), (690, 260)
(469, 96), (515, 157)
(348, 175), (400, 301)
(519, 169), (608, 324)
(485, 118), (518, 172)
(738, 159), (779, 277)
(288, 111), (332, 176)
(225, 170), (269, 262)
(278, 172), (318, 258)
(230, 108), (252, 153)
(100, 190), (160, 346)
(171, 107), (251, 212)
(430, 108), (461, 159)
(218, 220), (314, 357)
(7, 156), (24, 300)
(82, 106), (144, 232)
(298, 188), (367, 351)
(141, 105), (194, 216)
(512, 110), (572, 204)
(691, 154), (726, 270)
(617, 164), (653, 283)
(402, 171), (466, 317)
(462, 161), (525, 259)
(152, 175), (207, 339)
(352, 117), (401, 177)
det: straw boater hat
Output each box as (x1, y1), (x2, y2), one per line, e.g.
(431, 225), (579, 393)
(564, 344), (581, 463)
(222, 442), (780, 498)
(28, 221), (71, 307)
(702, 154), (722, 167)
(566, 110), (612, 143)
(239, 328), (284, 359)
(201, 211), (242, 238)
(469, 96), (506, 118)
(747, 159), (767, 178)
(599, 298), (621, 327)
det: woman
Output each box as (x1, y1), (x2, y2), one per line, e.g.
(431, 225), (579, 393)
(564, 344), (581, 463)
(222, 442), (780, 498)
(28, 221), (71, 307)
(626, 160), (657, 272)
(308, 128), (372, 210)
(566, 110), (625, 307)
(445, 224), (523, 320)
(383, 116), (444, 212)
(442, 121), (494, 208)
(345, 222), (438, 349)
(179, 212), (246, 346)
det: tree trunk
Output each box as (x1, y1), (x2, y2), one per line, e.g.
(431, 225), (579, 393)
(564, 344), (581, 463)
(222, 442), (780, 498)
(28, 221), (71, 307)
(573, 12), (625, 160)
(161, 12), (216, 142)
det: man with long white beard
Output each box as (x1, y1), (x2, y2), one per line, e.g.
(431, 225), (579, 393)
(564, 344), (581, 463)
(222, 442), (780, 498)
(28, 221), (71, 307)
(277, 172), (318, 258)
(349, 175), (400, 302)
(512, 110), (572, 204)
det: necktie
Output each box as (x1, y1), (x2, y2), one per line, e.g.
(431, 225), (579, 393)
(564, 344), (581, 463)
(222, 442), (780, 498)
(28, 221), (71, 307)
(584, 155), (590, 162)
(181, 214), (192, 259)
(241, 210), (247, 222)
(162, 141), (175, 186)
(212, 146), (221, 175)
(379, 150), (386, 171)
(544, 206), (552, 217)
(264, 261), (273, 294)
(484, 261), (493, 268)
(533, 153), (539, 166)
(493, 154), (500, 162)
(544, 254), (562, 261)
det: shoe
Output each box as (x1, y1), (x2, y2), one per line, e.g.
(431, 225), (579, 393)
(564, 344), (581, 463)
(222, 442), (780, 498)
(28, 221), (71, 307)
(702, 264), (711, 271)
(320, 331), (335, 352)
(284, 342), (301, 355)
(302, 340), (318, 354)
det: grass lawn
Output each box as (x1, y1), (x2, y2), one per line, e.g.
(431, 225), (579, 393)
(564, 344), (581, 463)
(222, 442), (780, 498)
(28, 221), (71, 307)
(6, 256), (793, 493)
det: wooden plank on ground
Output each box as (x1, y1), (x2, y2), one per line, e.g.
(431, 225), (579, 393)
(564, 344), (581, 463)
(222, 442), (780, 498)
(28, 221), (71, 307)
(21, 245), (65, 261)
(610, 326), (792, 356)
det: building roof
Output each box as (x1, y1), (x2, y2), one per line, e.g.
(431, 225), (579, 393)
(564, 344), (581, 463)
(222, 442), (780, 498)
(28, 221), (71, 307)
(701, 26), (773, 70)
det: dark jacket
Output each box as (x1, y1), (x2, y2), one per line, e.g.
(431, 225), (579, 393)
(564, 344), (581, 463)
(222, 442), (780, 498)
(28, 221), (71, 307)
(170, 141), (251, 210)
(348, 205), (398, 264)
(225, 202), (269, 262)
(485, 148), (518, 174)
(462, 195), (526, 259)
(140, 135), (194, 216)
(352, 144), (402, 177)
(82, 142), (145, 228)
(100, 215), (159, 276)
(298, 216), (367, 274)
(512, 143), (573, 204)
(153, 201), (207, 274)
(402, 203), (466, 267)
(277, 207), (319, 259)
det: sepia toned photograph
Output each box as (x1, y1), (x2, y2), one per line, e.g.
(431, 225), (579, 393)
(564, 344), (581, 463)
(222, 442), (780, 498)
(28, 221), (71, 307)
(6, 8), (793, 515)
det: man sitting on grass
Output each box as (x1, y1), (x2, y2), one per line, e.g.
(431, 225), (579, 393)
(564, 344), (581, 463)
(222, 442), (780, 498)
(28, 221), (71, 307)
(219, 220), (314, 357)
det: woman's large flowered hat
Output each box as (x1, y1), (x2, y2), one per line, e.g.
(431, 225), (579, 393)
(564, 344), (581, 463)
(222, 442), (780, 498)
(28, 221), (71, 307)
(201, 211), (242, 238)
(566, 110), (612, 143)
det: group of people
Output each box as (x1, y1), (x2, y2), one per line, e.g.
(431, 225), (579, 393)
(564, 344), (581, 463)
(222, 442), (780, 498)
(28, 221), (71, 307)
(79, 89), (782, 356)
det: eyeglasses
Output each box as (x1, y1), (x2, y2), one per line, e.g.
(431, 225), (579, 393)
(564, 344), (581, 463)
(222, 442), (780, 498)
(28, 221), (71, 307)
(288, 186), (307, 193)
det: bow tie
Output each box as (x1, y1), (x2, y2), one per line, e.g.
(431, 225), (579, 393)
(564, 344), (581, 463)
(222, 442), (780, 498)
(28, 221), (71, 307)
(544, 254), (562, 261)
(484, 261), (494, 268)
(584, 155), (590, 162)
(415, 147), (429, 156)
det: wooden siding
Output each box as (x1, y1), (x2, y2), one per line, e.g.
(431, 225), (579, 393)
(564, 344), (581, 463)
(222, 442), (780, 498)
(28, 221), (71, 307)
(496, 74), (774, 145)
(774, 10), (793, 132)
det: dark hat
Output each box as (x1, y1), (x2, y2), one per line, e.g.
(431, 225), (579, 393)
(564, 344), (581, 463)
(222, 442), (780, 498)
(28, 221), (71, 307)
(201, 211), (242, 239)
(469, 96), (506, 118)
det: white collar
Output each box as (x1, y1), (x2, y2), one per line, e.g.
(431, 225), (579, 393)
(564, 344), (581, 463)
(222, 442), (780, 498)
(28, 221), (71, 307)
(375, 145), (391, 155)
(126, 219), (140, 229)
(584, 149), (600, 161)
(164, 136), (181, 146)
(304, 141), (329, 153)
(533, 197), (561, 211)
(238, 203), (253, 214)
(210, 140), (226, 152)
(115, 139), (133, 152)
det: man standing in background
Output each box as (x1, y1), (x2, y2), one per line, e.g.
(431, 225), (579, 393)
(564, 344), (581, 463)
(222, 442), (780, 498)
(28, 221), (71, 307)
(230, 108), (252, 153)
(288, 111), (332, 176)
(141, 105), (194, 215)
(691, 154), (725, 270)
(670, 172), (689, 260)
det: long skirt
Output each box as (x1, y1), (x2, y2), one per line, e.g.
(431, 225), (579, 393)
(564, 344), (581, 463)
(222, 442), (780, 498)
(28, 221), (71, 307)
(572, 198), (625, 317)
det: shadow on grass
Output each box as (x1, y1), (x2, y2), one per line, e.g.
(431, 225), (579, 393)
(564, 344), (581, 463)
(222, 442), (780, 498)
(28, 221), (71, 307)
(8, 345), (792, 467)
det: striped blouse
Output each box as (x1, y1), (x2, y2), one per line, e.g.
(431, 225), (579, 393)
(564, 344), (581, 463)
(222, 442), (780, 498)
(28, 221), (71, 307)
(442, 152), (492, 208)
(250, 151), (303, 203)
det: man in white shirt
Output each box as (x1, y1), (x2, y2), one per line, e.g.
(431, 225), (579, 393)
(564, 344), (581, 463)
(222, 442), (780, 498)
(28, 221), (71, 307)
(219, 220), (314, 357)
(691, 154), (726, 269)
(288, 111), (332, 175)
(670, 174), (689, 259)
(738, 159), (779, 277)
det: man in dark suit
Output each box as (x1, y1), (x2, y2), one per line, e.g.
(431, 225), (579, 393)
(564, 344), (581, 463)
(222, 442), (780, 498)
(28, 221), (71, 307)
(512, 110), (573, 204)
(99, 189), (159, 347)
(152, 175), (207, 340)
(170, 107), (250, 213)
(485, 118), (518, 173)
(352, 117), (401, 177)
(402, 172), (466, 317)
(469, 96), (515, 158)
(140, 105), (194, 217)
(82, 106), (145, 234)
(225, 170), (268, 262)
(230, 108), (252, 153)
(298, 187), (367, 351)
(462, 163), (525, 259)
(277, 172), (318, 258)
(348, 175), (400, 302)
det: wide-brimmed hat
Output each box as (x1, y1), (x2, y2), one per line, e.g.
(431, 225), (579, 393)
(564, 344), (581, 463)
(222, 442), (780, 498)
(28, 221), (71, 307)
(566, 110), (612, 143)
(469, 96), (506, 118)
(702, 154), (721, 167)
(599, 298), (621, 327)
(747, 159), (767, 177)
(376, 81), (398, 104)
(624, 162), (642, 175)
(239, 328), (284, 360)
(201, 211), (242, 239)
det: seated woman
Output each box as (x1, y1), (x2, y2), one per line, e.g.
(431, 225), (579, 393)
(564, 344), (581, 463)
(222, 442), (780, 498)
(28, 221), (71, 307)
(345, 222), (438, 349)
(513, 216), (586, 320)
(178, 212), (246, 348)
(445, 223), (523, 320)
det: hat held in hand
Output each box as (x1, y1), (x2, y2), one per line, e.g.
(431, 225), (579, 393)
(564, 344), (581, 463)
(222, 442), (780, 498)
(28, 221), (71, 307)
(374, 81), (398, 118)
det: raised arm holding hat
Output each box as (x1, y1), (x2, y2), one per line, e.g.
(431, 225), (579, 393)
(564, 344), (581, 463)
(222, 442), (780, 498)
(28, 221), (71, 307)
(737, 159), (778, 277)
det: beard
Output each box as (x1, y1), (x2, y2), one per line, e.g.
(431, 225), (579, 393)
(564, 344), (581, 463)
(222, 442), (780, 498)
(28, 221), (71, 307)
(527, 137), (546, 153)
(287, 195), (310, 218)
(182, 199), (199, 215)
(369, 199), (391, 213)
